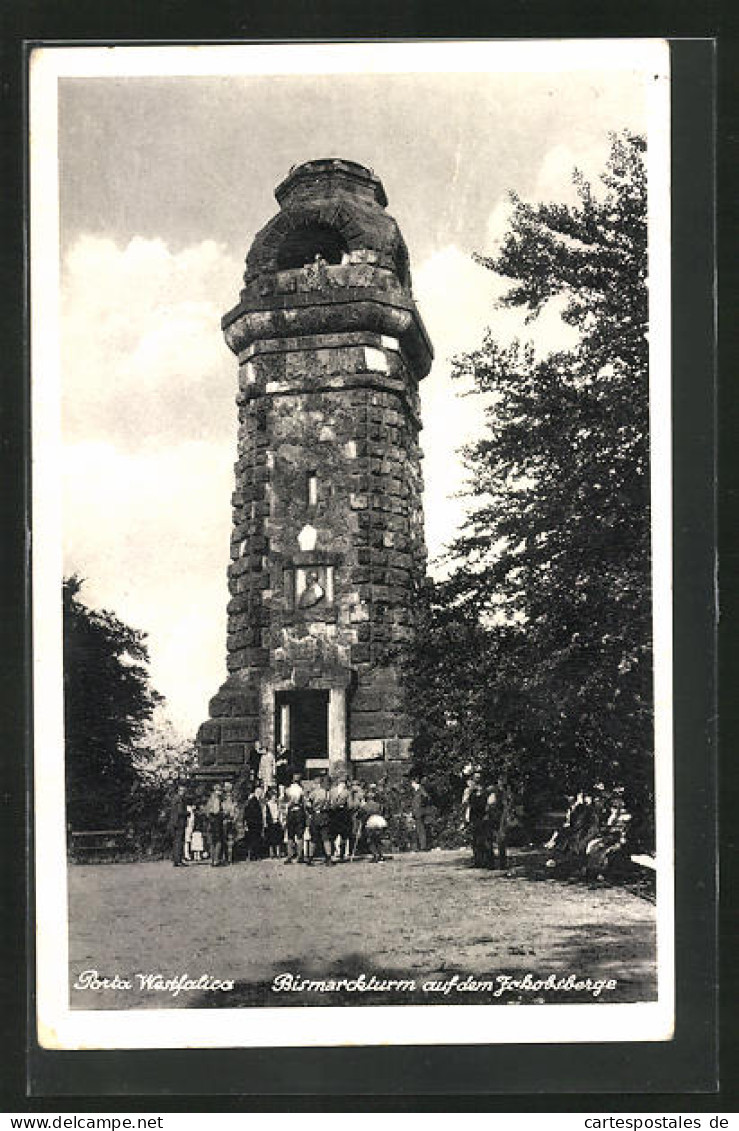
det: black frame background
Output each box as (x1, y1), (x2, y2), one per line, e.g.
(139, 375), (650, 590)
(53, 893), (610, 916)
(0, 6), (726, 1107)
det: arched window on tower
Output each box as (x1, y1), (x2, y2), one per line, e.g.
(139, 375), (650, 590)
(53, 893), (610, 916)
(275, 222), (349, 270)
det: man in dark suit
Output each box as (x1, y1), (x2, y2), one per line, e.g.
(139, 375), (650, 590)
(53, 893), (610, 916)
(243, 785), (265, 861)
(169, 784), (189, 867)
(410, 777), (433, 851)
(248, 742), (263, 788)
(463, 773), (490, 868)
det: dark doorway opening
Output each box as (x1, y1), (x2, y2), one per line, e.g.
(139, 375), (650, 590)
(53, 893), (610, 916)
(275, 223), (348, 270)
(275, 689), (329, 777)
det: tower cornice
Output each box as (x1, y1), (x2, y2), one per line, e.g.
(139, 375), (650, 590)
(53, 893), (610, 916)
(222, 286), (433, 379)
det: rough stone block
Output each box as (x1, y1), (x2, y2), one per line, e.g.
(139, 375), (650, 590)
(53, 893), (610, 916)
(350, 711), (394, 739)
(227, 629), (260, 652)
(353, 761), (389, 785)
(376, 760), (408, 786)
(397, 737), (414, 759)
(197, 720), (221, 744)
(199, 743), (217, 766)
(209, 685), (238, 714)
(218, 742), (247, 765)
(350, 738), (384, 761)
(350, 689), (386, 713)
(222, 719), (259, 743)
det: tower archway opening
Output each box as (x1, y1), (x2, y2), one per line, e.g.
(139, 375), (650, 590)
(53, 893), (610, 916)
(275, 222), (349, 270)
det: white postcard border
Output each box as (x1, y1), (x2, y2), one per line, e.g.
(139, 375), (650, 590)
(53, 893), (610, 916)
(31, 38), (673, 1050)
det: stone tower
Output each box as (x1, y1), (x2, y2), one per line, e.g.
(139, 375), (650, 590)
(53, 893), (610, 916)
(196, 158), (433, 782)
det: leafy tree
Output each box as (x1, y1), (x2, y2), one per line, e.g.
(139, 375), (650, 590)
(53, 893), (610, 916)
(407, 133), (654, 843)
(63, 576), (162, 829)
(128, 708), (198, 852)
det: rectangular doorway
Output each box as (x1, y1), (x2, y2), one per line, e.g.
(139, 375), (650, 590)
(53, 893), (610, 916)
(275, 689), (329, 776)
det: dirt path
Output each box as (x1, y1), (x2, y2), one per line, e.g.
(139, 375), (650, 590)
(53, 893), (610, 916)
(68, 848), (656, 1009)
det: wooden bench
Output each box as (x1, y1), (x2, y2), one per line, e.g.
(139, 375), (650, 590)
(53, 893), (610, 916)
(70, 829), (132, 862)
(630, 853), (656, 872)
(627, 853), (657, 900)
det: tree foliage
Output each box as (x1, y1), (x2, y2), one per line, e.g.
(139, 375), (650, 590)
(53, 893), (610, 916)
(63, 576), (162, 829)
(406, 133), (654, 841)
(128, 708), (198, 850)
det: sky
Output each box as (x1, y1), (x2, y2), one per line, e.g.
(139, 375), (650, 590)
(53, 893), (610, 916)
(53, 44), (656, 735)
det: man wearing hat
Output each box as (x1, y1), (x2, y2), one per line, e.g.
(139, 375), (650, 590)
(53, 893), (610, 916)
(205, 783), (225, 867)
(169, 784), (189, 867)
(410, 776), (433, 852)
(463, 772), (490, 868)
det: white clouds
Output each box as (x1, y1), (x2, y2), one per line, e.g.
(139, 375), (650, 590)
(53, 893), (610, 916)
(414, 245), (503, 363)
(63, 438), (233, 733)
(61, 235), (242, 732)
(485, 198), (516, 255)
(62, 235), (241, 449)
(535, 139), (613, 204)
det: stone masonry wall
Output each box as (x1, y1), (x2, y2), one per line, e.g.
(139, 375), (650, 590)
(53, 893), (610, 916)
(196, 159), (431, 779)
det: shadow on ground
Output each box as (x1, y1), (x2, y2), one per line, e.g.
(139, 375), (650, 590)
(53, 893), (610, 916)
(68, 847), (657, 1011)
(186, 917), (657, 1010)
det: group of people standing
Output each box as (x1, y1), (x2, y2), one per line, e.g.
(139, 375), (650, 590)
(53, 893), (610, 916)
(277, 774), (387, 865)
(462, 772), (514, 870)
(168, 746), (435, 868)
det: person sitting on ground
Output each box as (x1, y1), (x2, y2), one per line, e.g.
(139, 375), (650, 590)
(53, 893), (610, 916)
(546, 790), (599, 870)
(583, 791), (633, 881)
(544, 793), (578, 852)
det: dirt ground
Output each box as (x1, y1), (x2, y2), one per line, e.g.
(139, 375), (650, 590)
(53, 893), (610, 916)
(67, 848), (657, 1010)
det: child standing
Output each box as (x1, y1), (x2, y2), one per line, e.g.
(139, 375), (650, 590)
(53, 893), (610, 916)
(264, 787), (284, 858)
